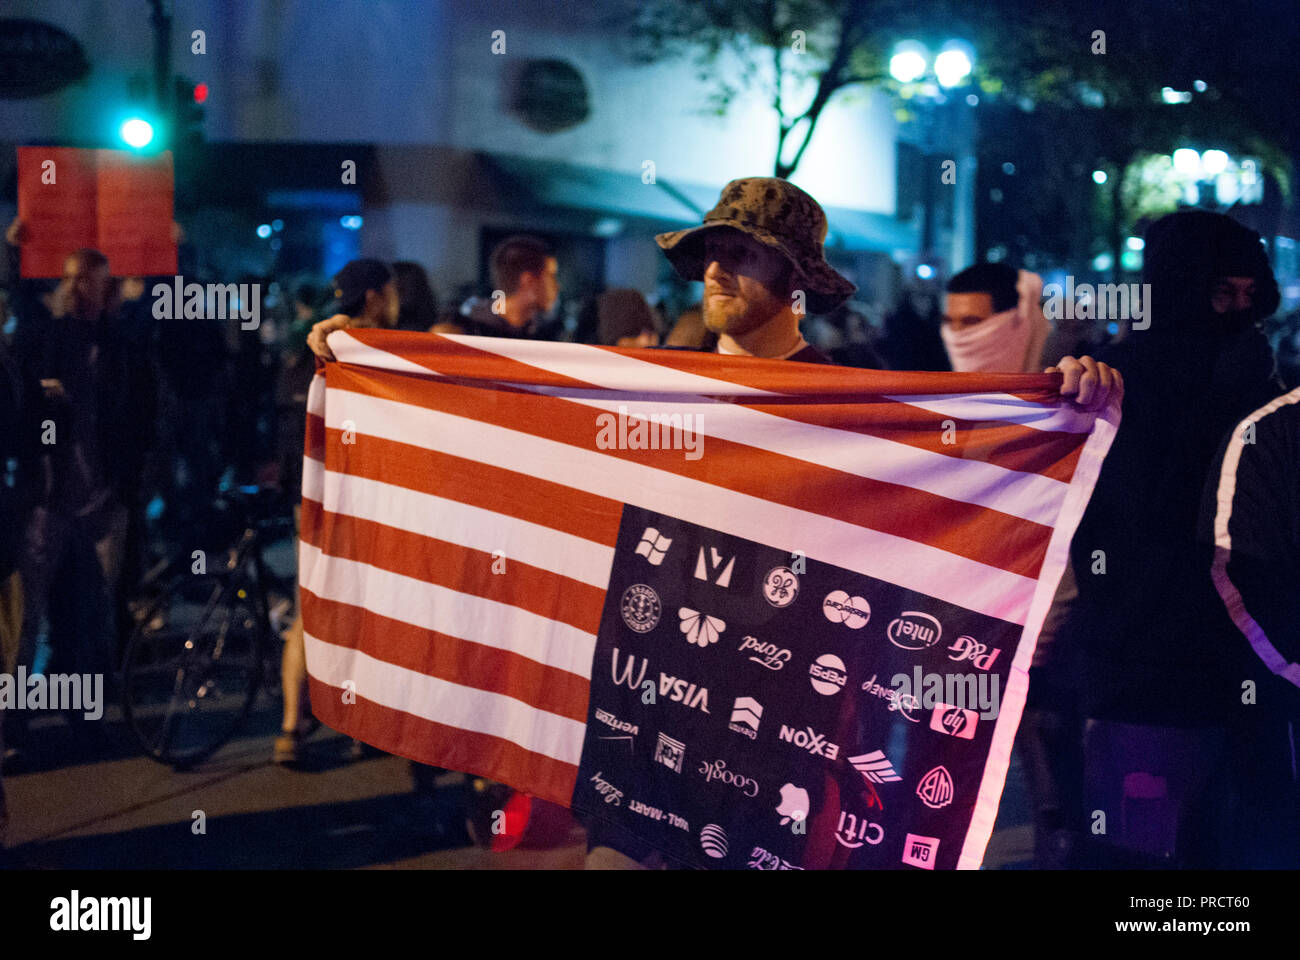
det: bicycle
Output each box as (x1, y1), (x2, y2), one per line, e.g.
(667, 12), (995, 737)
(120, 485), (296, 769)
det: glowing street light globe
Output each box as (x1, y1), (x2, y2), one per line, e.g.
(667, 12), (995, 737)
(1201, 149), (1229, 175)
(1172, 148), (1201, 176)
(889, 42), (928, 84)
(934, 45), (973, 88)
(119, 117), (154, 149)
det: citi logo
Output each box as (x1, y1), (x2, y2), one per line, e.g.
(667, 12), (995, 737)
(778, 723), (839, 759)
(836, 810), (884, 848)
(660, 673), (711, 713)
(848, 750), (902, 784)
(809, 653), (847, 695)
(694, 545), (735, 587)
(887, 611), (942, 651)
(729, 696), (762, 739)
(610, 648), (649, 690)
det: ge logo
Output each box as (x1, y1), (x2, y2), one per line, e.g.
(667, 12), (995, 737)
(822, 590), (870, 629)
(762, 567), (799, 608)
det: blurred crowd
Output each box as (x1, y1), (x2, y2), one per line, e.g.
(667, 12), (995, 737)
(2, 187), (1300, 868)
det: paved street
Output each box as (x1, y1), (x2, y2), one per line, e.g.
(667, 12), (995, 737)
(2, 700), (1033, 869)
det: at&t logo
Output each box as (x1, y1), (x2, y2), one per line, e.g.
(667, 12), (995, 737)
(699, 824), (728, 859)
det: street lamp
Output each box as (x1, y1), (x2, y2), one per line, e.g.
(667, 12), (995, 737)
(889, 41), (928, 84)
(888, 39), (977, 269)
(933, 41), (973, 88)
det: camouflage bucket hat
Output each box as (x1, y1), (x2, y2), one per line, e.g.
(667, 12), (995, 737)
(655, 177), (856, 314)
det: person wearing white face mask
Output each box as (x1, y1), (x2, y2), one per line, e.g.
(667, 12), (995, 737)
(940, 262), (1051, 374)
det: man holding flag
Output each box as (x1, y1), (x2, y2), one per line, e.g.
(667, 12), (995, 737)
(302, 177), (1120, 870)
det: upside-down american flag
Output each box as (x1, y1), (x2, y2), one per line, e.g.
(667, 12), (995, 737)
(300, 329), (1119, 870)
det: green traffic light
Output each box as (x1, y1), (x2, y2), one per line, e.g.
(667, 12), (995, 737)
(119, 116), (155, 148)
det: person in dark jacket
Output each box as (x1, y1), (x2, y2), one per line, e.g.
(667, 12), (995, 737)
(1061, 208), (1285, 866)
(1200, 386), (1300, 867)
(6, 242), (156, 699)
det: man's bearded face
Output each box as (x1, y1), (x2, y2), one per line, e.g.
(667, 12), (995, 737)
(700, 230), (793, 337)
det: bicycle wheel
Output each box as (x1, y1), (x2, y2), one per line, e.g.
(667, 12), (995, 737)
(121, 572), (267, 768)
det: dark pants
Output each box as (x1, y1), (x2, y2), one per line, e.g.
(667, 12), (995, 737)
(18, 505), (119, 684)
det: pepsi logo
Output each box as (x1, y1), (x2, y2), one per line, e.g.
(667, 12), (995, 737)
(809, 653), (847, 695)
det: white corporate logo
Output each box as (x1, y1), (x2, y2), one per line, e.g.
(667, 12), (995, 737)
(762, 566), (799, 607)
(729, 696), (762, 739)
(778, 723), (839, 759)
(809, 653), (848, 695)
(654, 732), (686, 773)
(678, 607), (726, 647)
(902, 833), (940, 869)
(887, 611), (942, 651)
(695, 546), (736, 587)
(776, 783), (810, 826)
(620, 584), (661, 633)
(947, 635), (1001, 671)
(916, 765), (955, 809)
(930, 702), (977, 739)
(822, 590), (870, 628)
(739, 636), (791, 671)
(700, 823), (729, 859)
(848, 750), (902, 784)
(836, 810), (884, 848)
(699, 758), (760, 798)
(634, 527), (672, 565)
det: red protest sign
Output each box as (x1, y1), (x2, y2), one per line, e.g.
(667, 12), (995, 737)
(16, 146), (177, 278)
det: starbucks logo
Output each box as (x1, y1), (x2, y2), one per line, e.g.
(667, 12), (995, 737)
(620, 584), (662, 634)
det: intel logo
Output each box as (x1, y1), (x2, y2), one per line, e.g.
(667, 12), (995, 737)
(887, 611), (942, 651)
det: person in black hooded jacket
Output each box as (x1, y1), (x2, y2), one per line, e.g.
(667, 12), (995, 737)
(1058, 209), (1285, 866)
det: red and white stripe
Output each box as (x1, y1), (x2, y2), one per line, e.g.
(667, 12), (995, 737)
(300, 329), (1120, 861)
